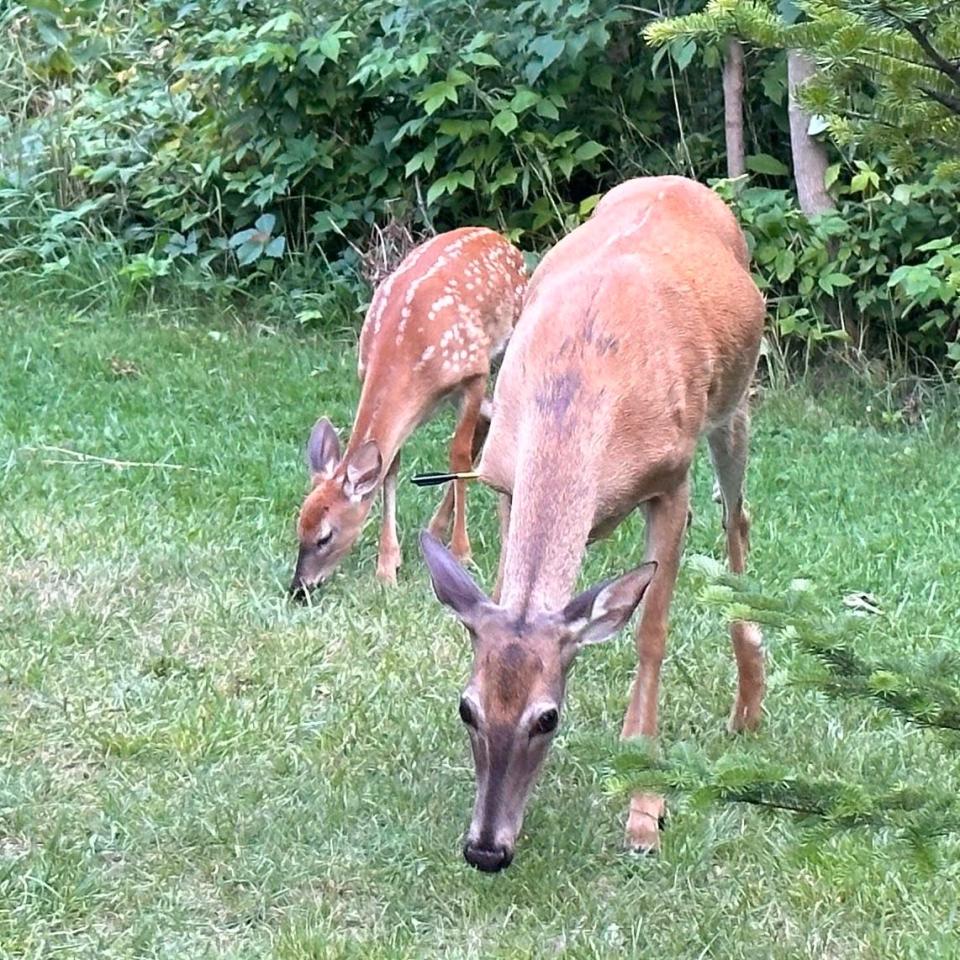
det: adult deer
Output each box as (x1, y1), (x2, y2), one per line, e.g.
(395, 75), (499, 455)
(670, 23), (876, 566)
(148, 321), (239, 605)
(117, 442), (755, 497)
(290, 228), (525, 598)
(420, 176), (765, 871)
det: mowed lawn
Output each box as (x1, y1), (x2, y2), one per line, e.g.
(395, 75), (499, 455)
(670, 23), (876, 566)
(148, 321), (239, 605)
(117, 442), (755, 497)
(2, 299), (959, 959)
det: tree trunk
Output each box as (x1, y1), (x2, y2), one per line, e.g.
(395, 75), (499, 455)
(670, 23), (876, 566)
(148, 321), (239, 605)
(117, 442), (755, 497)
(787, 50), (833, 215)
(787, 51), (861, 345)
(723, 37), (746, 178)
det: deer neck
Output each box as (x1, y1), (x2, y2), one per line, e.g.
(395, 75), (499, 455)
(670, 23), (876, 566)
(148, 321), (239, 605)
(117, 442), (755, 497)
(499, 412), (603, 618)
(347, 378), (416, 475)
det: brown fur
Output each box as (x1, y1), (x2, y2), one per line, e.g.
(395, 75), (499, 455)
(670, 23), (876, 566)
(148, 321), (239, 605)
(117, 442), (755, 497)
(292, 228), (526, 592)
(473, 175), (766, 854)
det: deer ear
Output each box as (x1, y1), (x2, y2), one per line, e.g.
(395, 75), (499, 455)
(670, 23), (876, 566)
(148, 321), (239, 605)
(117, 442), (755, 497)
(341, 440), (382, 500)
(560, 562), (658, 647)
(306, 418), (341, 479)
(420, 530), (489, 626)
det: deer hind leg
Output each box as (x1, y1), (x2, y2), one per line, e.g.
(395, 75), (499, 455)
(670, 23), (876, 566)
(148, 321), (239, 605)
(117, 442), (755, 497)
(427, 482), (455, 543)
(707, 401), (765, 733)
(448, 376), (486, 562)
(427, 395), (491, 543)
(621, 483), (689, 854)
(376, 453), (402, 585)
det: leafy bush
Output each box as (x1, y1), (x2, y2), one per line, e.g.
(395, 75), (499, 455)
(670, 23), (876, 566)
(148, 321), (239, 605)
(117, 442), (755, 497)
(720, 166), (960, 369)
(1, 1), (957, 372)
(1, 0), (720, 276)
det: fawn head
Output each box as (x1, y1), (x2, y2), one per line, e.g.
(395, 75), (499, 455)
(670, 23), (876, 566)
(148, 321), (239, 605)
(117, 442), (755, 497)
(420, 531), (656, 871)
(289, 418), (382, 599)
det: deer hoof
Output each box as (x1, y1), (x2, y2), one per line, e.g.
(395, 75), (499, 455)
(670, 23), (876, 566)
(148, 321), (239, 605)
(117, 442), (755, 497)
(727, 698), (763, 734)
(376, 558), (400, 586)
(625, 795), (665, 854)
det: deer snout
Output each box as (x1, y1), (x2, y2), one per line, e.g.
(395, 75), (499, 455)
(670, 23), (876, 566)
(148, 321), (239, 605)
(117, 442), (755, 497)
(288, 547), (325, 601)
(287, 576), (314, 603)
(463, 841), (513, 873)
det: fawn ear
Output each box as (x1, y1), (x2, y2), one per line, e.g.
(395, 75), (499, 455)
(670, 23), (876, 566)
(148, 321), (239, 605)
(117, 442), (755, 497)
(420, 531), (490, 627)
(560, 562), (658, 647)
(341, 440), (382, 500)
(306, 418), (341, 479)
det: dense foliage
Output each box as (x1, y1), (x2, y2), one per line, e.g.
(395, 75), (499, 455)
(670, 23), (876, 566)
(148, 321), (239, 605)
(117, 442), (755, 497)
(1, 0), (957, 367)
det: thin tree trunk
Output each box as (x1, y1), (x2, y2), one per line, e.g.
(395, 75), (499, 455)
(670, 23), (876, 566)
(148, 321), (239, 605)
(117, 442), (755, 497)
(787, 50), (833, 215)
(787, 51), (861, 345)
(723, 37), (746, 178)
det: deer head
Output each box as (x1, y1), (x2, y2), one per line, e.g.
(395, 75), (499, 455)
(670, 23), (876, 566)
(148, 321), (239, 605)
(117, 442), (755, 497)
(420, 531), (656, 871)
(289, 418), (383, 599)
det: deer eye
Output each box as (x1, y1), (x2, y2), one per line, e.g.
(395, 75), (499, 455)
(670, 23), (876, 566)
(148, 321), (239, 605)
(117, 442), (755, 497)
(458, 697), (476, 728)
(532, 708), (559, 736)
(316, 530), (333, 549)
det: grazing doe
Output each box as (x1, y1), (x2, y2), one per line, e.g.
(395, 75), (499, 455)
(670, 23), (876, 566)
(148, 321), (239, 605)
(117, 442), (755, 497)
(420, 176), (765, 871)
(290, 228), (525, 598)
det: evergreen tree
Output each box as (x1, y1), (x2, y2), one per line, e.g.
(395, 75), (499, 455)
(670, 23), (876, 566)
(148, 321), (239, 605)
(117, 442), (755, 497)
(645, 0), (960, 176)
(610, 558), (960, 856)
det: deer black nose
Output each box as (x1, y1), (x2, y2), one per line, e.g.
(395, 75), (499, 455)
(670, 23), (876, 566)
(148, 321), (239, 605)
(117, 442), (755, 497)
(288, 578), (315, 603)
(463, 842), (512, 872)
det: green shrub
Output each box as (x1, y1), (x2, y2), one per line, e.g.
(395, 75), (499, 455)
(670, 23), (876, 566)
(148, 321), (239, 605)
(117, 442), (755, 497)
(1, 0), (719, 270)
(719, 166), (960, 370)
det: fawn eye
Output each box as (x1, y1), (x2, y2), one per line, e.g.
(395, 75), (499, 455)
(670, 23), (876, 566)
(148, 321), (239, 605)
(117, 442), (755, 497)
(316, 530), (333, 549)
(459, 698), (476, 728)
(532, 708), (559, 736)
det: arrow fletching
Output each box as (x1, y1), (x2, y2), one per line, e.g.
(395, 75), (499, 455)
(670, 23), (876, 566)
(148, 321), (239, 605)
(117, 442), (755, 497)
(410, 470), (480, 487)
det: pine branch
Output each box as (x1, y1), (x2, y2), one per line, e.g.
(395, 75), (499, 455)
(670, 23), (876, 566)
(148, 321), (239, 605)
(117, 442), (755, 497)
(898, 16), (960, 86)
(688, 558), (960, 732)
(921, 84), (960, 114)
(612, 745), (960, 842)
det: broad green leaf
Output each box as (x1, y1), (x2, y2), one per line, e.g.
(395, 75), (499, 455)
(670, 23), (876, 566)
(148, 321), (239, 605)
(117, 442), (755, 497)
(579, 194), (600, 216)
(746, 153), (789, 176)
(535, 99), (560, 120)
(917, 236), (954, 252)
(466, 52), (500, 67)
(892, 183), (914, 204)
(775, 249), (796, 283)
(319, 31), (341, 62)
(427, 176), (451, 205)
(236, 241), (263, 266)
(492, 110), (518, 135)
(409, 51), (429, 75)
(529, 35), (565, 71)
(574, 140), (605, 162)
(671, 38), (697, 72)
(510, 89), (540, 113)
(589, 65), (613, 90)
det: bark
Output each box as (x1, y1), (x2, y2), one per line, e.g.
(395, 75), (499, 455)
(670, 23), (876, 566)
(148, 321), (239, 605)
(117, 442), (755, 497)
(787, 50), (834, 215)
(723, 37), (746, 178)
(787, 51), (861, 345)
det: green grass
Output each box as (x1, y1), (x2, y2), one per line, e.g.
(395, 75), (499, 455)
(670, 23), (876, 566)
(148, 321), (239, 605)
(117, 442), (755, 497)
(2, 296), (959, 959)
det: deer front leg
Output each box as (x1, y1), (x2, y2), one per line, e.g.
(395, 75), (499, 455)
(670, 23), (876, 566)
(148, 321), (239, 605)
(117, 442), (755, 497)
(621, 484), (689, 854)
(448, 376), (485, 563)
(427, 484), (455, 543)
(376, 453), (401, 585)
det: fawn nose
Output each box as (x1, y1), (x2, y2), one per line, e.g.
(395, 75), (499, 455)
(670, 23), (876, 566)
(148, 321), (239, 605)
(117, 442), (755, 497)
(463, 842), (513, 872)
